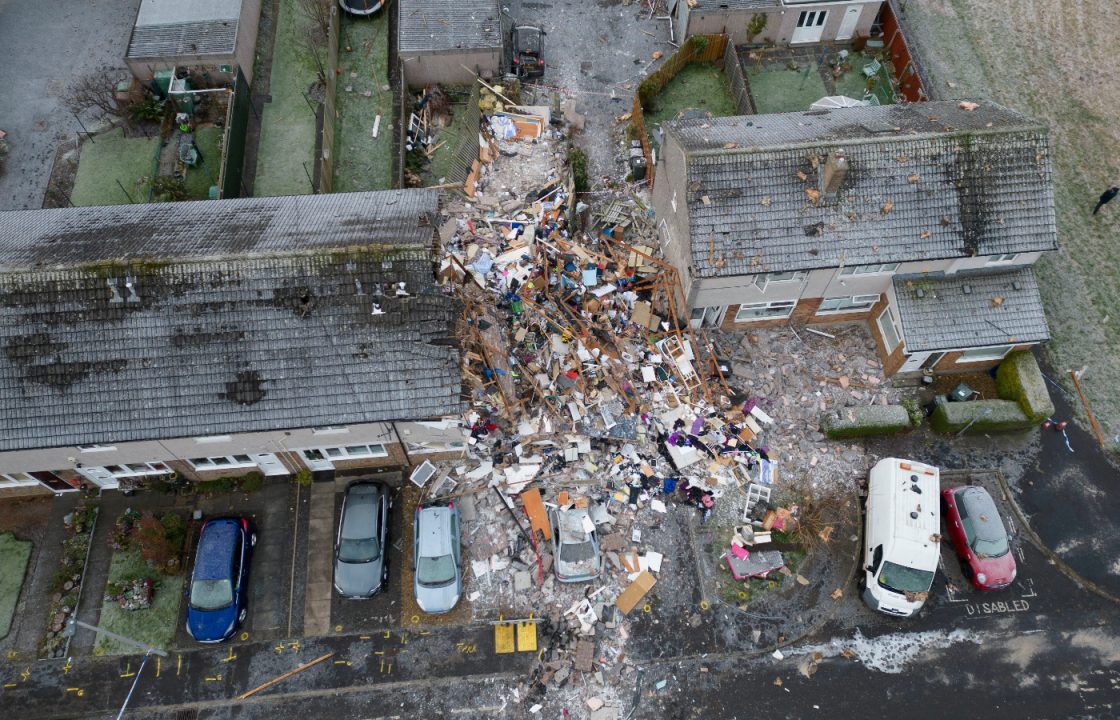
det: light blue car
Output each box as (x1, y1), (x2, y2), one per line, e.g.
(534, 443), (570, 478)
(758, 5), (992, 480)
(413, 502), (461, 613)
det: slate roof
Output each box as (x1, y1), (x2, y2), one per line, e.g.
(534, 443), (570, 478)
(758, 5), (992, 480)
(0, 253), (462, 452)
(398, 0), (502, 54)
(664, 101), (1058, 278)
(892, 267), (1049, 353)
(689, 0), (778, 9)
(0, 190), (440, 270)
(127, 0), (244, 59)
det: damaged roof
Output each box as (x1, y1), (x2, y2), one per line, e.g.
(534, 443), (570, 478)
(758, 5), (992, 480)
(0, 190), (440, 270)
(398, 0), (502, 54)
(892, 267), (1050, 353)
(664, 100), (1058, 278)
(0, 252), (462, 452)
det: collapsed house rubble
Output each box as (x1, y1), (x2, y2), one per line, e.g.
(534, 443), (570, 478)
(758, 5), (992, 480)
(406, 77), (901, 714)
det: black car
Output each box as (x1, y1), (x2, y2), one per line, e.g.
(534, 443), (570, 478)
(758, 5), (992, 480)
(511, 25), (546, 79)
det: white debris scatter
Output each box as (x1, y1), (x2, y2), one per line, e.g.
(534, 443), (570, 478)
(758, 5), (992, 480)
(793, 628), (983, 674)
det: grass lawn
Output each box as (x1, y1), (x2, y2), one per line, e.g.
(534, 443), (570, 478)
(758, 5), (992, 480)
(95, 548), (183, 656)
(71, 128), (158, 206)
(831, 51), (877, 101)
(747, 62), (829, 114)
(183, 126), (223, 199)
(0, 533), (32, 639)
(424, 93), (474, 185)
(255, 0), (321, 197)
(332, 12), (393, 192)
(644, 62), (738, 129)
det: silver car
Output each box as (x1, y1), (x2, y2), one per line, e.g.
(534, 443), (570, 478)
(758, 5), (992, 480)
(550, 507), (602, 583)
(413, 502), (461, 613)
(334, 481), (390, 599)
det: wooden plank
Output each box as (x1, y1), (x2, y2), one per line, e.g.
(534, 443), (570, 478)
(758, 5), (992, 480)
(615, 571), (657, 615)
(237, 652), (334, 699)
(520, 487), (552, 539)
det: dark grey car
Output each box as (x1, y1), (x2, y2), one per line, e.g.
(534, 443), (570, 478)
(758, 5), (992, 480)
(334, 481), (390, 598)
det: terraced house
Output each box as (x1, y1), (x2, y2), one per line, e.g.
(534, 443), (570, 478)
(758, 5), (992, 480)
(0, 190), (465, 496)
(653, 99), (1058, 378)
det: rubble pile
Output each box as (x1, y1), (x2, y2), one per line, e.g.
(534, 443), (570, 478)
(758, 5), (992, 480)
(412, 77), (896, 712)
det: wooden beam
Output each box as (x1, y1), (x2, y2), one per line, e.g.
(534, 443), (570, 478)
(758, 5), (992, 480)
(237, 652), (334, 700)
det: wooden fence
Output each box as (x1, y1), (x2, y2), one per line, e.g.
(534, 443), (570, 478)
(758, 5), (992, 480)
(880, 0), (927, 102)
(722, 37), (754, 115)
(318, 4), (341, 193)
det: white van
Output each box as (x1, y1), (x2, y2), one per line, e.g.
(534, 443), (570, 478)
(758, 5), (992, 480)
(862, 458), (941, 617)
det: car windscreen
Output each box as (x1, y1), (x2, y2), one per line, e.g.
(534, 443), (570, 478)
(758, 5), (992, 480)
(191, 578), (234, 610)
(970, 534), (1009, 558)
(877, 561), (935, 594)
(339, 537), (380, 563)
(416, 554), (456, 586)
(559, 540), (596, 564)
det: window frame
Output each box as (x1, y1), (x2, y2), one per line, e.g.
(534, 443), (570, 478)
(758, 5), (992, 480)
(187, 455), (259, 470)
(816, 294), (881, 314)
(955, 344), (1014, 363)
(986, 253), (1020, 265)
(734, 300), (797, 322)
(839, 263), (900, 276)
(300, 444), (389, 461)
(0, 472), (41, 488)
(877, 306), (902, 353)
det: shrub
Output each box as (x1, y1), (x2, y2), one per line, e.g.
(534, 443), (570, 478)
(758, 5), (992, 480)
(569, 147), (590, 194)
(746, 13), (768, 42)
(995, 350), (1054, 422)
(237, 472), (264, 493)
(900, 397), (924, 428)
(689, 35), (710, 55)
(294, 468), (313, 487)
(929, 399), (1035, 433)
(133, 512), (184, 575)
(820, 405), (913, 439)
(109, 509), (141, 551)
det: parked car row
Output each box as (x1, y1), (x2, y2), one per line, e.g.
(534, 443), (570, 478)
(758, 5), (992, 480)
(862, 458), (1017, 618)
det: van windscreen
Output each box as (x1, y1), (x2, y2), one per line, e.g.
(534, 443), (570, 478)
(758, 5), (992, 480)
(878, 561), (935, 594)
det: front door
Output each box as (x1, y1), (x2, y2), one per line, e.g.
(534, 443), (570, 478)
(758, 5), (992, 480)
(688, 306), (724, 329)
(300, 449), (335, 472)
(252, 453), (289, 477)
(899, 351), (935, 373)
(77, 466), (120, 490)
(792, 10), (828, 44)
(836, 6), (860, 41)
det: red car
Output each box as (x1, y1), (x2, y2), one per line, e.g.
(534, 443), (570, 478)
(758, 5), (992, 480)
(941, 485), (1017, 590)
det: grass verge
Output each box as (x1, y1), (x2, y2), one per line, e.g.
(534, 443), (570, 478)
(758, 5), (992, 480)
(94, 548), (184, 656)
(0, 533), (32, 638)
(332, 12), (393, 192)
(71, 128), (158, 206)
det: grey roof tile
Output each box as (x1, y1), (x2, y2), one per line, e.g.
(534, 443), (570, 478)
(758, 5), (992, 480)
(399, 0), (502, 54)
(0, 190), (441, 269)
(127, 20), (239, 59)
(0, 253), (463, 452)
(665, 101), (1058, 277)
(892, 267), (1049, 353)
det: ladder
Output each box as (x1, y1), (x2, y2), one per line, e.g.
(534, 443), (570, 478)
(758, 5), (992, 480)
(660, 334), (701, 395)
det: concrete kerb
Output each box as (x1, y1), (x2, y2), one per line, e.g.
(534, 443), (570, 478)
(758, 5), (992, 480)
(670, 483), (865, 663)
(992, 467), (1120, 606)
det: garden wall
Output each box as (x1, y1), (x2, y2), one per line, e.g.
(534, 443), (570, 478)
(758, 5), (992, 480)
(318, 4), (341, 194)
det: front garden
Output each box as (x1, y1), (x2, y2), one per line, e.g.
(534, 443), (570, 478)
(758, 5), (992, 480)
(0, 533), (32, 639)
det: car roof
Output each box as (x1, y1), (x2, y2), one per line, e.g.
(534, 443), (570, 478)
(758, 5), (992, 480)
(416, 506), (454, 557)
(554, 507), (592, 543)
(955, 487), (1005, 542)
(196, 519), (239, 580)
(342, 483), (382, 537)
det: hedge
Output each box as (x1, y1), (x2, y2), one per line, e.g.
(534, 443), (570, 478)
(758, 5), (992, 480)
(996, 350), (1054, 422)
(929, 399), (1035, 433)
(820, 405), (914, 439)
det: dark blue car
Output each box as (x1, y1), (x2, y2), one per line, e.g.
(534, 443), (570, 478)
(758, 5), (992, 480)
(186, 517), (255, 643)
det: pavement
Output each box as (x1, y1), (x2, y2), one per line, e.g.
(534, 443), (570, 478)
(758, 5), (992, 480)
(0, 0), (142, 210)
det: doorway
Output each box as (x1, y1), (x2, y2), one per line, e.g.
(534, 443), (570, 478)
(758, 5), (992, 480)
(792, 10), (828, 44)
(899, 351), (944, 373)
(252, 452), (289, 477)
(836, 6), (860, 41)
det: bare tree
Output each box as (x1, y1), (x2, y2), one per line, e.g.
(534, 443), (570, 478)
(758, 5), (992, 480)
(297, 0), (332, 41)
(63, 66), (130, 121)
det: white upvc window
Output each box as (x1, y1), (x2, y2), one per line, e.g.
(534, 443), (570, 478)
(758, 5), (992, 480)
(986, 253), (1020, 265)
(0, 472), (40, 488)
(407, 441), (467, 454)
(734, 300), (797, 322)
(816, 294), (881, 314)
(300, 444), (388, 461)
(97, 462), (173, 478)
(877, 306), (902, 352)
(839, 263), (899, 276)
(187, 454), (257, 470)
(77, 444), (117, 453)
(956, 345), (1014, 363)
(751, 271), (807, 292)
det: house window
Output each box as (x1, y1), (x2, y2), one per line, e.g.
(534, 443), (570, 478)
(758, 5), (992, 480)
(77, 444), (117, 453)
(986, 253), (1020, 264)
(839, 263), (899, 276)
(300, 444), (388, 461)
(734, 300), (797, 322)
(752, 271), (807, 292)
(407, 441), (467, 454)
(312, 426), (349, 435)
(194, 435), (233, 444)
(956, 345), (1014, 363)
(187, 455), (259, 470)
(877, 306), (902, 352)
(89, 463), (172, 479)
(0, 472), (40, 488)
(816, 294), (881, 314)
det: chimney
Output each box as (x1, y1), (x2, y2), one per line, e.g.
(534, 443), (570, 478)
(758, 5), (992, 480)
(822, 151), (848, 194)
